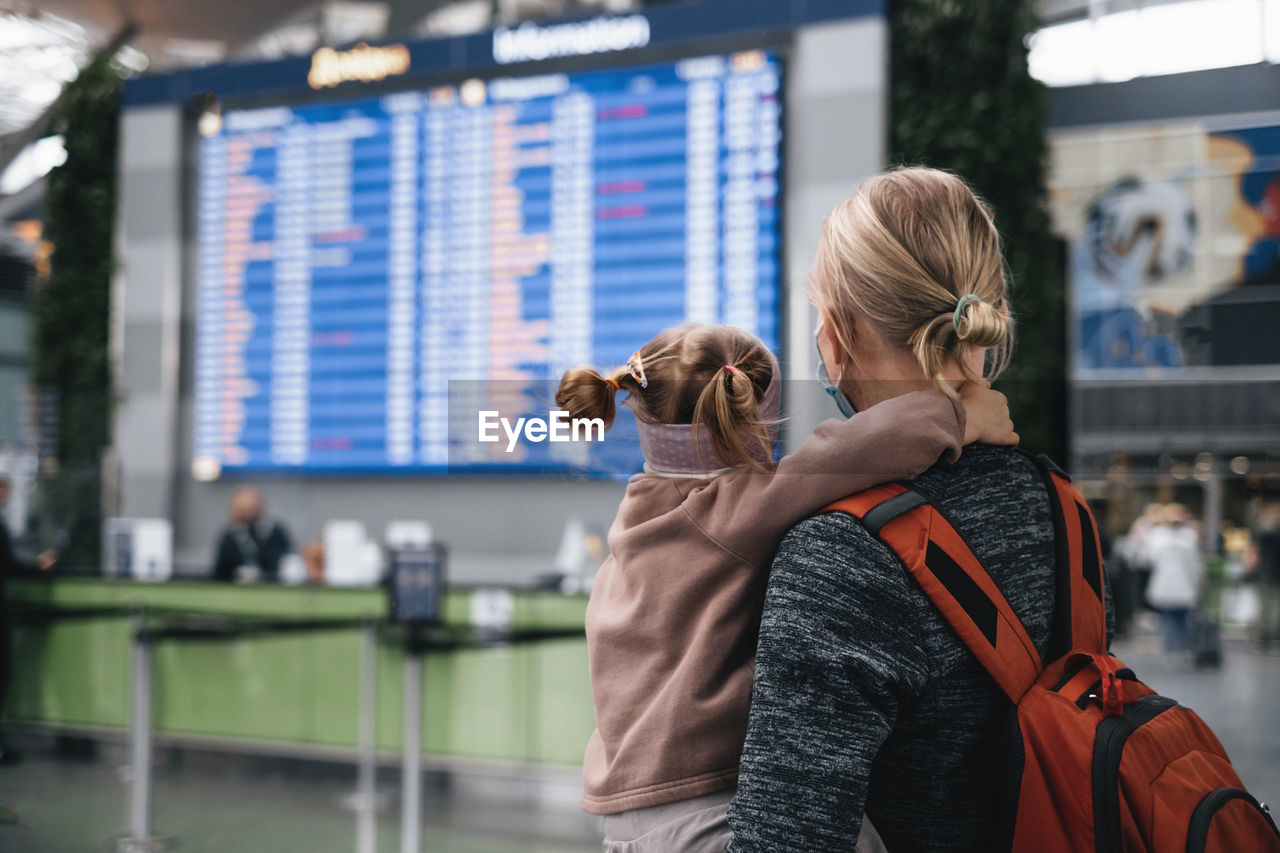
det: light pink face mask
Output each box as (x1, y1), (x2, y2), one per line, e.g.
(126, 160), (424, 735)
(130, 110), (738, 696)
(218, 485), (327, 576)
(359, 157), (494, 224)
(634, 348), (781, 474)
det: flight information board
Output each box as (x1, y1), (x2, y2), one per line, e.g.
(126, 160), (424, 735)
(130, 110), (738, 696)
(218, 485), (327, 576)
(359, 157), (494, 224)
(193, 50), (781, 477)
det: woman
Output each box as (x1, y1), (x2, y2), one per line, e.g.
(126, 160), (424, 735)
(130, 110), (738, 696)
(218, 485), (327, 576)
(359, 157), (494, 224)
(726, 167), (1072, 851)
(1142, 503), (1203, 659)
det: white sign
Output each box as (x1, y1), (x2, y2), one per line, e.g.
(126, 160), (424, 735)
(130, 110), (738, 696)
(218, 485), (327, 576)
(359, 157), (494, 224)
(104, 518), (173, 581)
(493, 15), (650, 65)
(471, 587), (514, 630)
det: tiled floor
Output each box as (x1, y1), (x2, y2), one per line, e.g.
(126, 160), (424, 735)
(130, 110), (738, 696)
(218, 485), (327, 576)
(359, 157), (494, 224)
(0, 752), (602, 853)
(0, 634), (1275, 852)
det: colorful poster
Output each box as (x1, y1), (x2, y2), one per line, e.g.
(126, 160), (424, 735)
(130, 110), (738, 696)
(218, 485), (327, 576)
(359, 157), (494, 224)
(1050, 118), (1280, 374)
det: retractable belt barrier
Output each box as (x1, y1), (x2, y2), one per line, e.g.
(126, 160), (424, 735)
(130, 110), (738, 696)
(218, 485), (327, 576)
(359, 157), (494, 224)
(5, 604), (138, 623)
(4, 604), (585, 853)
(374, 621), (587, 853)
(137, 615), (371, 643)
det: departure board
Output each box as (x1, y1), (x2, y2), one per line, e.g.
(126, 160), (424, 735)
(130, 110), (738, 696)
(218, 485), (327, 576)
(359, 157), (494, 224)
(193, 50), (781, 477)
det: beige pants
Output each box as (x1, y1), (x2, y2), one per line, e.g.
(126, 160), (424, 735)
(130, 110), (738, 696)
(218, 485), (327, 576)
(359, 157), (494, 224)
(601, 788), (889, 852)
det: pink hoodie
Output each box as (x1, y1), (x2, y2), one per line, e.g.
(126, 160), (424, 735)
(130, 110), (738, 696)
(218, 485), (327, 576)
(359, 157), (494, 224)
(581, 390), (965, 814)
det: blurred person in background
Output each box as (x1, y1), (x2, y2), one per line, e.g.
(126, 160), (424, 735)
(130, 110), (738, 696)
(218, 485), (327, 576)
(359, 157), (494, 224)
(0, 477), (57, 577)
(1143, 503), (1204, 661)
(1221, 520), (1250, 572)
(0, 475), (22, 576)
(0, 476), (19, 767)
(1090, 498), (1133, 635)
(1115, 502), (1161, 614)
(0, 475), (54, 770)
(1248, 502), (1280, 652)
(212, 487), (294, 583)
(1219, 519), (1255, 624)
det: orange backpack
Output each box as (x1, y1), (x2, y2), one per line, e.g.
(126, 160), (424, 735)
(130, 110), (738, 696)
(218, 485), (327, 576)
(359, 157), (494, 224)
(822, 453), (1280, 853)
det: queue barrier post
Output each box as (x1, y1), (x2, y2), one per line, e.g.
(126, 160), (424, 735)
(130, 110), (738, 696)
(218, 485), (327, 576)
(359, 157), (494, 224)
(400, 626), (425, 853)
(356, 618), (378, 853)
(111, 612), (374, 852)
(118, 607), (170, 852)
(130, 608), (150, 843)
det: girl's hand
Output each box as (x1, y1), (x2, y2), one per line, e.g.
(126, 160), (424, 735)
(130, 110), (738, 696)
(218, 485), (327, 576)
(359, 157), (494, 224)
(959, 381), (1018, 446)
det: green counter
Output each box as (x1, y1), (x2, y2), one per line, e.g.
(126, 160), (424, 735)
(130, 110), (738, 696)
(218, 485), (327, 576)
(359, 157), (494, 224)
(2, 577), (595, 766)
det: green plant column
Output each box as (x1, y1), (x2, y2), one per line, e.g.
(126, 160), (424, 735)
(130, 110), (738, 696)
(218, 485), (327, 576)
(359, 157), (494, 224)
(890, 0), (1067, 461)
(31, 56), (121, 568)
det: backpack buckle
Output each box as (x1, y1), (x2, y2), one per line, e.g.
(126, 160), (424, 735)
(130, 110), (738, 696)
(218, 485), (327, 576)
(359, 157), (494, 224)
(1088, 652), (1124, 716)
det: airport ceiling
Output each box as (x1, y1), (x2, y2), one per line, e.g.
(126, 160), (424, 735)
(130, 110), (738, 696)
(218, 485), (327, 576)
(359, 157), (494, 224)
(1, 0), (1079, 146)
(18, 0), (1104, 65)
(3, 0), (638, 173)
(19, 0), (459, 58)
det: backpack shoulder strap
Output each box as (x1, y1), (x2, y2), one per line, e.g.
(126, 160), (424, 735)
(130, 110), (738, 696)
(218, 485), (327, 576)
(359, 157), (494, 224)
(1022, 452), (1108, 657)
(822, 484), (1042, 704)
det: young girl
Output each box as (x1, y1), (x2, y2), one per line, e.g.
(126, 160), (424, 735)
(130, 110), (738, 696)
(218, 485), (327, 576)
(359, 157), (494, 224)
(557, 323), (1016, 852)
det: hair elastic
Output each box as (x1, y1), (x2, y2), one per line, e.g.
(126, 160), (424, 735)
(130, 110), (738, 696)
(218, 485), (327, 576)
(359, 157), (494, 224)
(627, 351), (649, 389)
(604, 376), (621, 392)
(952, 294), (982, 332)
(723, 364), (740, 375)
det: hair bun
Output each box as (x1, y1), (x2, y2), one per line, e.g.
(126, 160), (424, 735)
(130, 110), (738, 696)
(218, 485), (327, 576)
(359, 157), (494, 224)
(955, 298), (1007, 348)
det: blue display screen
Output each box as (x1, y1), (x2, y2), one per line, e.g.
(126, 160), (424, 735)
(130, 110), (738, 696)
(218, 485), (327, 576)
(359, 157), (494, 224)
(193, 51), (782, 477)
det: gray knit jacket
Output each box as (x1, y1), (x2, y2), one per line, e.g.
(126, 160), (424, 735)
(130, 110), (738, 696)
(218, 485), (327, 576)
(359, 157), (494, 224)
(727, 445), (1070, 852)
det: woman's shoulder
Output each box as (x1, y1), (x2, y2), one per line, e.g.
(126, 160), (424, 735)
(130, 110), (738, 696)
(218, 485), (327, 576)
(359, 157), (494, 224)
(778, 509), (880, 553)
(771, 509), (915, 596)
(770, 445), (1049, 591)
(924, 441), (1040, 479)
(907, 444), (1044, 510)
(762, 509), (933, 682)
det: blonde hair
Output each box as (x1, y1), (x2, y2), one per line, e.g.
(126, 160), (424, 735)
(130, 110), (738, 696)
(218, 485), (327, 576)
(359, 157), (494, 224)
(810, 166), (1014, 395)
(554, 324), (775, 469)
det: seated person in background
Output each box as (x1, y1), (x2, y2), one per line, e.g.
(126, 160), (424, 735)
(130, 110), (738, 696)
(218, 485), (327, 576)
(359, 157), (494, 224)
(212, 487), (293, 583)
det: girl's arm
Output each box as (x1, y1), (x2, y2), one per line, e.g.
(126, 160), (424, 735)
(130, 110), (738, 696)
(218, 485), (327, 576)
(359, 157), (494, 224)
(684, 387), (1008, 567)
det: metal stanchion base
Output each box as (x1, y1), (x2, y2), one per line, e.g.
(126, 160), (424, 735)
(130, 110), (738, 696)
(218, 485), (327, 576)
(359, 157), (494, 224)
(112, 834), (176, 852)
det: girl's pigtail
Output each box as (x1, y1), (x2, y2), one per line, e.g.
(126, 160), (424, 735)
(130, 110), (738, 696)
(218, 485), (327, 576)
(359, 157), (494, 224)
(555, 367), (626, 429)
(692, 364), (770, 468)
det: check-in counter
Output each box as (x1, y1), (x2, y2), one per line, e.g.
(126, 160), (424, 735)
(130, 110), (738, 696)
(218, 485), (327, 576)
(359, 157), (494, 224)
(2, 577), (593, 766)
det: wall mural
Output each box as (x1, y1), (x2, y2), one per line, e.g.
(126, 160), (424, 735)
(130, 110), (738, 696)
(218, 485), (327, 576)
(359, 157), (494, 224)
(1050, 118), (1280, 374)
